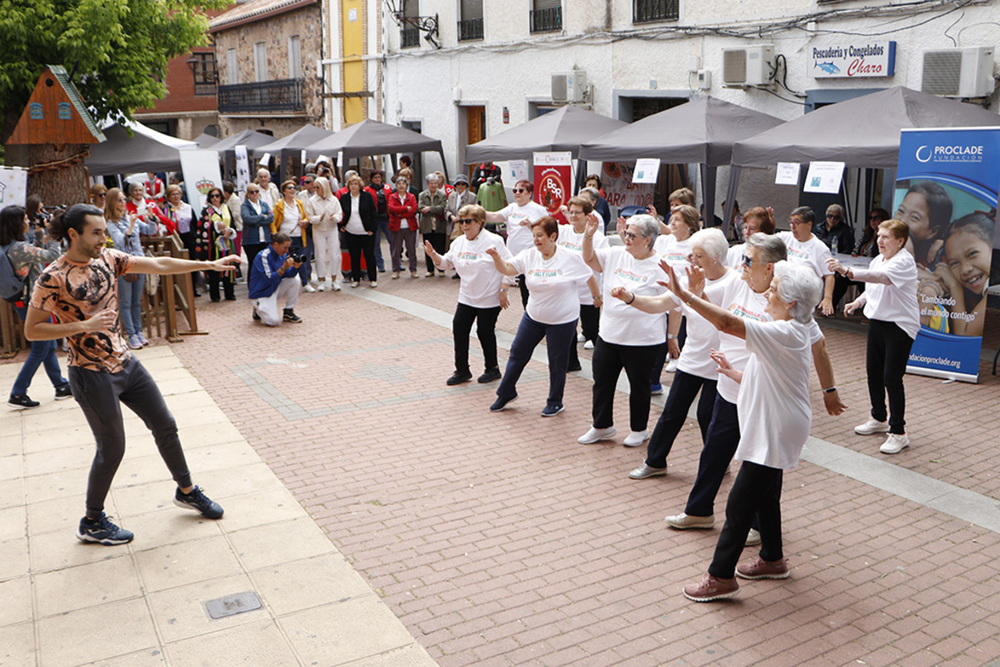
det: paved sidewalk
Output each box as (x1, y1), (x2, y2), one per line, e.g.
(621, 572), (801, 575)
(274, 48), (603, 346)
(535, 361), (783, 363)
(158, 273), (1000, 666)
(0, 345), (435, 666)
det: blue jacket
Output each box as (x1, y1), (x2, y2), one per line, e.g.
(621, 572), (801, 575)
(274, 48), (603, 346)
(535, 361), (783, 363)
(248, 245), (299, 299)
(241, 199), (273, 245)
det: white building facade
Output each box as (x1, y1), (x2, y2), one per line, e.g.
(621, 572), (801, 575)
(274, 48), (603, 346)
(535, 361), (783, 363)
(376, 0), (998, 213)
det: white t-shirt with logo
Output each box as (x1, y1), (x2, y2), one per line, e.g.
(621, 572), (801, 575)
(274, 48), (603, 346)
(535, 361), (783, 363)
(595, 247), (669, 346)
(438, 230), (512, 309)
(557, 225), (608, 306)
(858, 250), (920, 339)
(779, 232), (833, 279)
(501, 201), (549, 256)
(510, 246), (593, 325)
(735, 319), (814, 470)
(712, 276), (823, 403)
(677, 269), (739, 380)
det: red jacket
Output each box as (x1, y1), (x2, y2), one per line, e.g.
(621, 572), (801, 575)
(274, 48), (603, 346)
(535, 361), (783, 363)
(386, 191), (418, 232)
(126, 198), (176, 235)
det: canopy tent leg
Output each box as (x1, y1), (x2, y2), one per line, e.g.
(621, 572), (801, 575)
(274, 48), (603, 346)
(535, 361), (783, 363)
(575, 158), (587, 194)
(700, 163), (717, 229)
(438, 150), (449, 182)
(722, 166), (741, 240)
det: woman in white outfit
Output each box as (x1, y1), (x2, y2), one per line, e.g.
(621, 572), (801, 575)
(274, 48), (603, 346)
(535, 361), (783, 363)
(308, 177), (344, 291)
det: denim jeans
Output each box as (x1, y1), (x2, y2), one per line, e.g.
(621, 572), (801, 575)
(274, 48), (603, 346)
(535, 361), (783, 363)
(373, 217), (391, 271)
(117, 274), (145, 336)
(10, 304), (68, 397)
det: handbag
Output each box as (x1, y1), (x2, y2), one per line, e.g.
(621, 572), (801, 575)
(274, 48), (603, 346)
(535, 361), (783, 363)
(0, 244), (28, 303)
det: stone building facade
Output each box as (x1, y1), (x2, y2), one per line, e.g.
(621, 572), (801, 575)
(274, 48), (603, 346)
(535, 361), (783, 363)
(210, 0), (325, 138)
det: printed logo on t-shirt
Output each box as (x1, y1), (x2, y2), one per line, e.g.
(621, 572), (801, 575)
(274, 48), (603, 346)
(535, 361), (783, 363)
(529, 268), (563, 279)
(458, 252), (480, 262)
(786, 245), (809, 261)
(612, 268), (649, 285)
(661, 251), (688, 265)
(727, 302), (768, 322)
(558, 240), (583, 253)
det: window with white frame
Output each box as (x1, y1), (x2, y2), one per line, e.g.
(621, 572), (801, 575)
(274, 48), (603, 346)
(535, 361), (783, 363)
(226, 48), (238, 85)
(288, 35), (302, 78)
(253, 42), (268, 82)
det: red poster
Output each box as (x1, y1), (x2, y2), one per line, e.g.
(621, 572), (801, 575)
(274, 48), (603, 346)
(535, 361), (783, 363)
(533, 152), (573, 223)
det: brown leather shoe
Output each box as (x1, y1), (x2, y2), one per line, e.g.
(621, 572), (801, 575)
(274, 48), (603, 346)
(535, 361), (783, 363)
(736, 556), (790, 580)
(683, 573), (739, 602)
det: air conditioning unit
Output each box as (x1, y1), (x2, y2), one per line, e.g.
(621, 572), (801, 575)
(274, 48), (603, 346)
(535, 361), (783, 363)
(552, 71), (587, 104)
(721, 45), (774, 87)
(921, 47), (995, 98)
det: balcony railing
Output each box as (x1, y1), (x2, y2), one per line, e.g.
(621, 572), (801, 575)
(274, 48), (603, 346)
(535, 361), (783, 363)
(457, 17), (483, 41)
(217, 79), (304, 114)
(530, 7), (561, 33)
(400, 28), (420, 48)
(634, 0), (678, 23)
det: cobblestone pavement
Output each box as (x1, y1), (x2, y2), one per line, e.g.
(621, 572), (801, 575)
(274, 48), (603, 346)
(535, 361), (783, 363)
(25, 253), (1000, 666)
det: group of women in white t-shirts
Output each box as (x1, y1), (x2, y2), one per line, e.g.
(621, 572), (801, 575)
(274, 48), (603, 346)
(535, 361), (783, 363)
(435, 184), (921, 602)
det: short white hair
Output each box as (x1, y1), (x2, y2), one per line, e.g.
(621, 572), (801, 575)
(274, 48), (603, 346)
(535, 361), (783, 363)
(257, 168), (270, 178)
(626, 214), (659, 247)
(689, 228), (728, 265)
(426, 174), (440, 184)
(773, 261), (822, 324)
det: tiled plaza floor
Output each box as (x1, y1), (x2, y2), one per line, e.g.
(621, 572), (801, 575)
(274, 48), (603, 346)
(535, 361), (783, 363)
(4, 253), (1000, 665)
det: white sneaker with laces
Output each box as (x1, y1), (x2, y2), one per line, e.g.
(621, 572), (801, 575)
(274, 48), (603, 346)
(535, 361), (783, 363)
(578, 426), (617, 444)
(333, 281), (342, 291)
(317, 281), (327, 292)
(879, 433), (910, 454)
(855, 418), (890, 435)
(303, 283), (316, 293)
(623, 430), (649, 447)
(583, 340), (594, 350)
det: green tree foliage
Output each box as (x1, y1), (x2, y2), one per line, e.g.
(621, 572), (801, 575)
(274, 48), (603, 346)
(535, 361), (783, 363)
(0, 0), (226, 143)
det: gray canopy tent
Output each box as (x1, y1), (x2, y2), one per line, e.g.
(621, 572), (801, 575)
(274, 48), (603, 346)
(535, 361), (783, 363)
(580, 95), (784, 225)
(86, 122), (196, 176)
(306, 118), (447, 179)
(463, 106), (626, 191)
(254, 124), (335, 180)
(193, 132), (220, 148)
(727, 86), (1000, 228)
(211, 129), (274, 159)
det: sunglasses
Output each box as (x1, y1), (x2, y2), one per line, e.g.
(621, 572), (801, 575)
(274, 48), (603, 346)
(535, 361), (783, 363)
(743, 255), (769, 268)
(826, 214), (839, 219)
(513, 188), (528, 194)
(209, 193), (222, 198)
(457, 218), (477, 225)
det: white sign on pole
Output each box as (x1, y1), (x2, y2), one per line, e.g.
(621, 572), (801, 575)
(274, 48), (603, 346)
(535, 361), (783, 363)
(632, 158), (661, 184)
(508, 160), (529, 182)
(775, 162), (801, 186)
(179, 149), (224, 211)
(803, 161), (845, 194)
(0, 167), (28, 207)
(234, 145), (251, 193)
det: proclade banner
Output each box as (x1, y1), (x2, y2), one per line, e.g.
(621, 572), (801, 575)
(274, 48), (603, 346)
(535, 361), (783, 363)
(897, 127), (1000, 382)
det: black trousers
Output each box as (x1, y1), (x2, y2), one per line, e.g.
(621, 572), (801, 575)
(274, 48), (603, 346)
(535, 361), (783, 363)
(867, 319), (914, 434)
(708, 461), (784, 579)
(453, 302), (501, 373)
(207, 269), (234, 301)
(344, 232), (377, 282)
(591, 336), (663, 432)
(243, 242), (268, 290)
(645, 370), (717, 469)
(517, 275), (530, 309)
(685, 395), (740, 517)
(424, 232), (446, 272)
(69, 357), (192, 518)
(568, 304), (600, 369)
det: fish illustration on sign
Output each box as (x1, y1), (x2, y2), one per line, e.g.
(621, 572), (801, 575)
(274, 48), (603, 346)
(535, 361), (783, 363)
(815, 62), (841, 74)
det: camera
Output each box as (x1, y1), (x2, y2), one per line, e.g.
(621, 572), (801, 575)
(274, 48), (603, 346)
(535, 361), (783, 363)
(288, 251), (306, 264)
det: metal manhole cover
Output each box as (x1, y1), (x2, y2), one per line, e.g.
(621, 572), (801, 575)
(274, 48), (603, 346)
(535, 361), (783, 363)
(205, 591), (262, 619)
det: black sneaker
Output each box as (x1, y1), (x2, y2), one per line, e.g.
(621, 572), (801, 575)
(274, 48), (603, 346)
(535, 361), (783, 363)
(489, 393), (517, 412)
(76, 513), (134, 545)
(282, 309), (303, 324)
(252, 309), (261, 321)
(446, 370), (473, 386)
(54, 385), (72, 401)
(174, 486), (224, 519)
(541, 403), (565, 417)
(477, 368), (502, 383)
(8, 394), (40, 410)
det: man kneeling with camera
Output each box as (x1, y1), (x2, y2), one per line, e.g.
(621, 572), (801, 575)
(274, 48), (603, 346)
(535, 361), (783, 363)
(249, 232), (304, 325)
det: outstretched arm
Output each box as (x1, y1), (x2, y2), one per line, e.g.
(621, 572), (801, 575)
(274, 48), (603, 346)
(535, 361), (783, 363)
(130, 254), (240, 275)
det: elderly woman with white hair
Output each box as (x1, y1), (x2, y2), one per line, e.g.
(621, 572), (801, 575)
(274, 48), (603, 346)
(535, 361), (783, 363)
(576, 214), (668, 446)
(611, 228), (739, 479)
(658, 259), (824, 602)
(255, 168), (281, 208)
(418, 174), (449, 277)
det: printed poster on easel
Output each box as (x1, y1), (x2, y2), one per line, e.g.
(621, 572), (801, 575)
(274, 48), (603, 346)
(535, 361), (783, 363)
(0, 167), (28, 207)
(897, 127), (1000, 383)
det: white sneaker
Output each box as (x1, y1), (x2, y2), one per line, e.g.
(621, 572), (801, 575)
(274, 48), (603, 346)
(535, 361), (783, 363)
(583, 340), (594, 350)
(879, 433), (910, 454)
(623, 430), (649, 447)
(370, 281), (378, 289)
(665, 358), (679, 373)
(745, 528), (761, 546)
(578, 426), (617, 444)
(317, 281), (327, 292)
(855, 418), (890, 435)
(577, 333), (586, 342)
(303, 284), (316, 293)
(350, 281), (359, 288)
(332, 281), (342, 291)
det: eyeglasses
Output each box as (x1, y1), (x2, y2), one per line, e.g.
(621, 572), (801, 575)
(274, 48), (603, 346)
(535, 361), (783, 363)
(513, 188), (528, 194)
(457, 218), (477, 225)
(826, 214), (839, 220)
(623, 231), (639, 240)
(247, 190), (259, 194)
(209, 193), (222, 199)
(284, 186), (296, 191)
